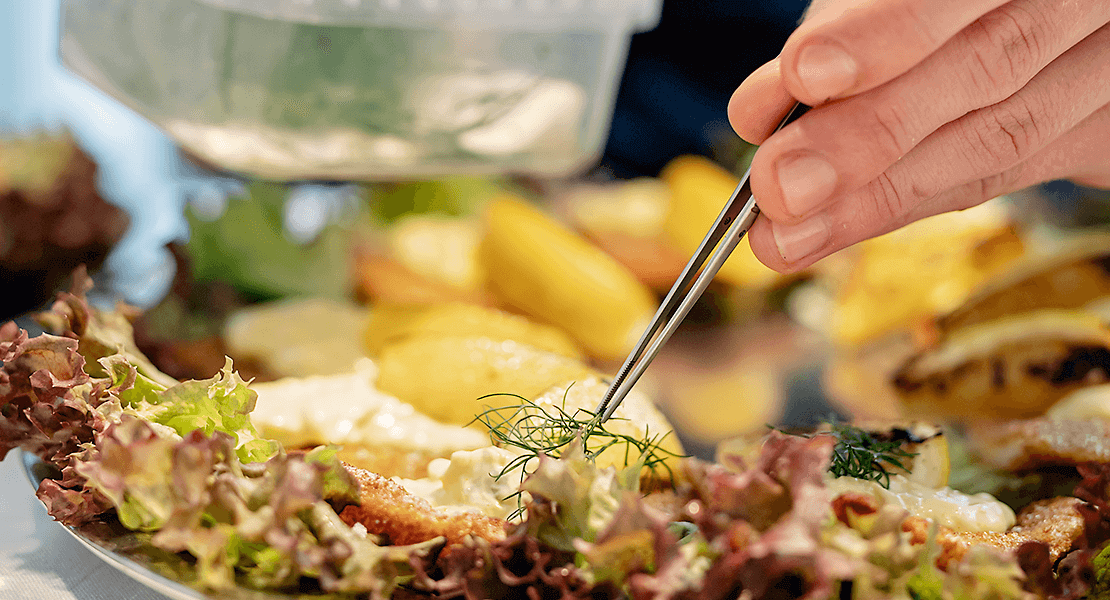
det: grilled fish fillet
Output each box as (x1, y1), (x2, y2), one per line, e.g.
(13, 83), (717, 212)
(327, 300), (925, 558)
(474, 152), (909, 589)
(835, 493), (1084, 569)
(338, 464), (508, 548)
(969, 418), (1110, 471)
(931, 497), (1085, 567)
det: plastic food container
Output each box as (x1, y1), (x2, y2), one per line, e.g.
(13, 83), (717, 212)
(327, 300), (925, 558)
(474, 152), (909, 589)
(59, 0), (663, 181)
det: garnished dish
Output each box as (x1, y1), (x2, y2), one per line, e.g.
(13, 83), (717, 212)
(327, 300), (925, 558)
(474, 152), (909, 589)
(7, 269), (1110, 600)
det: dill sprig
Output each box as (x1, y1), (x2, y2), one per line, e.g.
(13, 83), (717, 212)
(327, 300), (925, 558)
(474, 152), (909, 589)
(471, 387), (683, 519)
(826, 423), (916, 488)
(773, 422), (917, 489)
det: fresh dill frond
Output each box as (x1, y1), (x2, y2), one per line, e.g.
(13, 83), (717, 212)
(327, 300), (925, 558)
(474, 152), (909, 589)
(772, 421), (917, 489)
(826, 423), (916, 488)
(470, 386), (684, 519)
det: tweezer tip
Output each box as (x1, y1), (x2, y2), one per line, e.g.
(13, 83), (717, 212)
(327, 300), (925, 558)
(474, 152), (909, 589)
(596, 362), (634, 421)
(595, 386), (619, 422)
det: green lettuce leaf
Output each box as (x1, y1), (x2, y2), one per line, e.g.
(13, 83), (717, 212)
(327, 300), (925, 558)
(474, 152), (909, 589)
(4, 277), (437, 595)
(519, 437), (628, 551)
(153, 361), (257, 441)
(185, 182), (352, 301)
(36, 279), (178, 389)
(368, 176), (502, 223)
(101, 354), (166, 407)
(99, 353), (278, 463)
(1090, 543), (1110, 599)
(74, 409), (425, 593)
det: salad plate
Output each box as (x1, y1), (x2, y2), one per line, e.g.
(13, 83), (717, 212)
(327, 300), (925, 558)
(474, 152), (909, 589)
(19, 450), (291, 600)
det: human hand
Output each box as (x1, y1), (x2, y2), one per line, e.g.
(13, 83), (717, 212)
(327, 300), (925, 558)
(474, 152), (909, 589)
(728, 0), (1110, 272)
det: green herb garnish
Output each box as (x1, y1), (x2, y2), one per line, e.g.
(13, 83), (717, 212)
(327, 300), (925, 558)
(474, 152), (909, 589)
(472, 387), (683, 519)
(827, 423), (916, 488)
(775, 422), (917, 489)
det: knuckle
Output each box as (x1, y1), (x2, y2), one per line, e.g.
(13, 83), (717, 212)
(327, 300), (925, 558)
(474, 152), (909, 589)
(862, 171), (917, 223)
(990, 3), (1047, 66)
(962, 5), (1044, 100)
(893, 0), (942, 47)
(965, 95), (1047, 168)
(871, 103), (916, 159)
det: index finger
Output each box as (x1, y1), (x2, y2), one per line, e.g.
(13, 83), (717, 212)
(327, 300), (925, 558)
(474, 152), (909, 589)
(781, 0), (1011, 105)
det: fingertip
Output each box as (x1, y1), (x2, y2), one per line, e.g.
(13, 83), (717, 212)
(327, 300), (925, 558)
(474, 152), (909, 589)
(777, 0), (991, 107)
(747, 219), (793, 273)
(750, 216), (835, 274)
(746, 129), (809, 226)
(780, 38), (861, 106)
(728, 58), (794, 144)
(778, 11), (845, 106)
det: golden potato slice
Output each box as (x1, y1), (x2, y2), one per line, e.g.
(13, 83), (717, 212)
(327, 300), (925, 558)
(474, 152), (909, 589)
(224, 297), (370, 377)
(1046, 383), (1110, 421)
(937, 242), (1110, 333)
(375, 334), (594, 425)
(477, 376), (684, 482)
(586, 231), (692, 290)
(363, 302), (582, 360)
(386, 214), (485, 293)
(826, 200), (1024, 346)
(658, 361), (783, 445)
(561, 177), (689, 289)
(900, 433), (950, 489)
(892, 310), (1110, 420)
(660, 155), (786, 291)
(850, 422), (950, 489)
(479, 194), (657, 361)
(563, 178), (670, 238)
(822, 327), (932, 422)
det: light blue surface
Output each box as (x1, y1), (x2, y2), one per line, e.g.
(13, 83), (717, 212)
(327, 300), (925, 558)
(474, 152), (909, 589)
(0, 453), (178, 600)
(0, 0), (239, 308)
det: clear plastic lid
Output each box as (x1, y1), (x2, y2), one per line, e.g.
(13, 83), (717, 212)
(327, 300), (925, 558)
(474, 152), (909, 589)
(197, 0), (663, 31)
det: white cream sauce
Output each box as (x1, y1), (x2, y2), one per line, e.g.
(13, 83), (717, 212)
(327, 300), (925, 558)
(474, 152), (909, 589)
(827, 474), (1016, 533)
(397, 446), (527, 520)
(249, 358), (488, 455)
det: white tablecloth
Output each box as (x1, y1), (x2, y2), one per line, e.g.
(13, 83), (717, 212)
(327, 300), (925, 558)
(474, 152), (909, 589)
(0, 454), (174, 600)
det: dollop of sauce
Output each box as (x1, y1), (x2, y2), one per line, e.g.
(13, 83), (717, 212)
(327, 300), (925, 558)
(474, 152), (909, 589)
(827, 474), (1016, 533)
(250, 358), (488, 455)
(398, 446), (526, 520)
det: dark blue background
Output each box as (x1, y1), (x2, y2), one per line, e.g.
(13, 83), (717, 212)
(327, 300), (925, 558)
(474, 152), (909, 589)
(602, 0), (809, 177)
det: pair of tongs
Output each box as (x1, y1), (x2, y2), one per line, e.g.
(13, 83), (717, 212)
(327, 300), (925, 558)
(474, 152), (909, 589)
(595, 102), (810, 422)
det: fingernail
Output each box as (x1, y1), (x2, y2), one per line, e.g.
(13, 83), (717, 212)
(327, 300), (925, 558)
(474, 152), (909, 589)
(772, 216), (831, 264)
(777, 153), (838, 217)
(796, 42), (858, 101)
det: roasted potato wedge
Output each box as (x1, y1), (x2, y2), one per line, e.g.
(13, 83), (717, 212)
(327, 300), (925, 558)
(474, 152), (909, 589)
(479, 195), (657, 361)
(375, 334), (594, 425)
(363, 302), (582, 360)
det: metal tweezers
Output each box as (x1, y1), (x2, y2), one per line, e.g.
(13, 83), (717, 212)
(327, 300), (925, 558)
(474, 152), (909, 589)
(595, 102), (810, 422)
